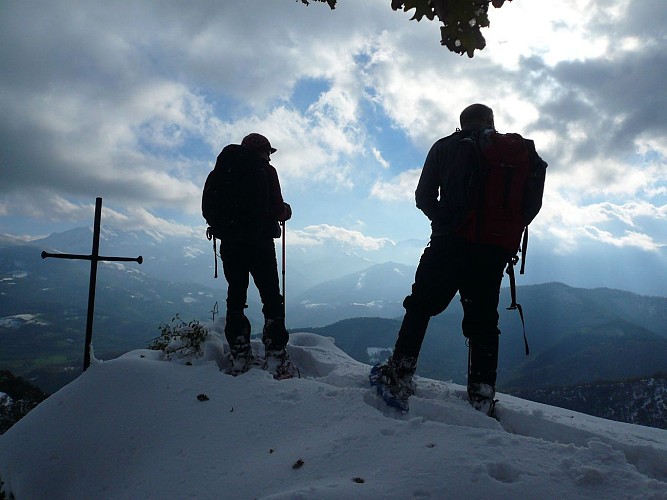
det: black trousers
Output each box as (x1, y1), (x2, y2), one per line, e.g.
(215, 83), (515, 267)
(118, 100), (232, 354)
(394, 234), (511, 386)
(219, 237), (285, 339)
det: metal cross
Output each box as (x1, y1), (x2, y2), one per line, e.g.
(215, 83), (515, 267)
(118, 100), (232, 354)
(41, 197), (143, 371)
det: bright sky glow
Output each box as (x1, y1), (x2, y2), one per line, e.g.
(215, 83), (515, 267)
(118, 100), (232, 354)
(0, 0), (665, 293)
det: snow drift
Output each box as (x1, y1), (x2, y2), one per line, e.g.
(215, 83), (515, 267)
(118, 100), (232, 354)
(1, 330), (666, 499)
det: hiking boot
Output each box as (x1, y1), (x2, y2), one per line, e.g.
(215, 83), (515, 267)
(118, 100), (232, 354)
(224, 311), (251, 346)
(225, 342), (256, 376)
(370, 354), (417, 401)
(467, 382), (496, 416)
(263, 348), (300, 380)
(262, 317), (289, 352)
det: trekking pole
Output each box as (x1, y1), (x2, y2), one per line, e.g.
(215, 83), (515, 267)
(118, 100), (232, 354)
(281, 221), (286, 318)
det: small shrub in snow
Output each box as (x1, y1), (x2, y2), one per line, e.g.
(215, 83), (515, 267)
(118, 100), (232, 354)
(148, 314), (208, 360)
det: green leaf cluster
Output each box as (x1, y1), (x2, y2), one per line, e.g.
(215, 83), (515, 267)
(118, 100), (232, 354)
(148, 314), (209, 360)
(300, 0), (511, 57)
(393, 0), (510, 57)
(299, 0), (336, 9)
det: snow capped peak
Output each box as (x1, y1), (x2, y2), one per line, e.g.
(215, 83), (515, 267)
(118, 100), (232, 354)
(355, 272), (366, 289)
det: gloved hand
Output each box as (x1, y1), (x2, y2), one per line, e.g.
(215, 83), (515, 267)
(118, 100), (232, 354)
(283, 202), (292, 221)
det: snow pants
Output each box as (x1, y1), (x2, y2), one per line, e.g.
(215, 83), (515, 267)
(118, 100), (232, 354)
(219, 237), (287, 349)
(393, 234), (511, 387)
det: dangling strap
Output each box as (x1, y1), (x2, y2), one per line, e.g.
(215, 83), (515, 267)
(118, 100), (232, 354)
(519, 227), (529, 275)
(213, 237), (218, 279)
(206, 227), (219, 279)
(466, 337), (472, 381)
(506, 258), (529, 356)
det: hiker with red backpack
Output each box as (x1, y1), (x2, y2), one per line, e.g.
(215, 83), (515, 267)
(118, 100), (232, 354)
(370, 104), (547, 415)
(202, 133), (297, 379)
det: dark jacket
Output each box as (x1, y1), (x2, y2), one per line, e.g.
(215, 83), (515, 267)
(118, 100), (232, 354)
(415, 129), (547, 238)
(415, 130), (471, 236)
(262, 159), (291, 239)
(264, 161), (290, 223)
(203, 145), (291, 242)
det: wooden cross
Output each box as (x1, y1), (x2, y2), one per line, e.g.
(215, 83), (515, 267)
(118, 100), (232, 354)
(41, 197), (143, 371)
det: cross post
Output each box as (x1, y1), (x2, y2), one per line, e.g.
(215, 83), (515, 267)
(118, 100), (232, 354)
(41, 197), (143, 371)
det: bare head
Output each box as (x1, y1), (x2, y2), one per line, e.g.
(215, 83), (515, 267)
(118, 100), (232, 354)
(460, 104), (494, 130)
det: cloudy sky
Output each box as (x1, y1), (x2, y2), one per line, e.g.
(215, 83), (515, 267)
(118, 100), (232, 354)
(1, 1), (666, 292)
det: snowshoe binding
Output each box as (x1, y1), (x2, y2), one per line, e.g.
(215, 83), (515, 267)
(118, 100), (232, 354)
(467, 382), (497, 417)
(263, 348), (300, 380)
(369, 360), (415, 413)
(224, 343), (259, 376)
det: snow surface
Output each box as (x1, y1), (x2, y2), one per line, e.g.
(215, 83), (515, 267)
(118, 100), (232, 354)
(1, 330), (666, 499)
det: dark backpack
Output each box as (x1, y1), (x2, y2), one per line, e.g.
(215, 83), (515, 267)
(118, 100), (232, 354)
(202, 144), (270, 240)
(455, 128), (547, 355)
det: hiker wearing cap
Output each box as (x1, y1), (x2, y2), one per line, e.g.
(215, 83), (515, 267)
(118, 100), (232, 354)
(202, 133), (296, 379)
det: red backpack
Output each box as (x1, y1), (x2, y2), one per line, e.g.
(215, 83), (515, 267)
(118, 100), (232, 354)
(456, 129), (545, 253)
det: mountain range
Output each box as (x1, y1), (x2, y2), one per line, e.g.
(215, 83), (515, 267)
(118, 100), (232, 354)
(2, 227), (667, 400)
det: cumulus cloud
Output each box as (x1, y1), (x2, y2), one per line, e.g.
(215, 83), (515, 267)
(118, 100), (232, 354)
(370, 169), (421, 202)
(0, 0), (665, 261)
(371, 147), (390, 169)
(103, 207), (198, 238)
(583, 227), (662, 252)
(291, 224), (394, 251)
(533, 187), (666, 254)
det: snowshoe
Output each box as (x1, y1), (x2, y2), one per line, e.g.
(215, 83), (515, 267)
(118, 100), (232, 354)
(263, 348), (300, 380)
(369, 363), (411, 413)
(467, 382), (497, 417)
(224, 344), (259, 376)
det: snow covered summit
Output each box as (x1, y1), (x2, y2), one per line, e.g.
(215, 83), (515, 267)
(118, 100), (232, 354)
(1, 331), (666, 499)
